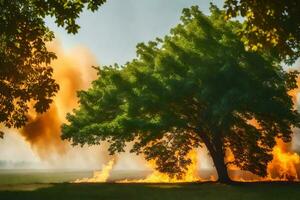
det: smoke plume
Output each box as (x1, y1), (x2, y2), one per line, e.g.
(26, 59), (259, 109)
(19, 39), (97, 160)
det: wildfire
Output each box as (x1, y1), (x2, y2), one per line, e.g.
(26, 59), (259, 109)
(118, 150), (202, 183)
(267, 139), (300, 181)
(73, 141), (300, 183)
(228, 139), (300, 182)
(73, 159), (115, 183)
(227, 115), (300, 182)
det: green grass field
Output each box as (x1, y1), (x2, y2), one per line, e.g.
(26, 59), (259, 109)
(0, 169), (92, 185)
(0, 182), (300, 200)
(0, 170), (299, 200)
(0, 169), (151, 185)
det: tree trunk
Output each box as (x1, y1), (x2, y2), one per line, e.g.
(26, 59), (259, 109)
(198, 131), (232, 183)
(210, 148), (232, 183)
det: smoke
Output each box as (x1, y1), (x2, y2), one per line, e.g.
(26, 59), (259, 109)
(3, 39), (142, 171)
(20, 106), (66, 159)
(19, 39), (98, 161)
(0, 128), (40, 164)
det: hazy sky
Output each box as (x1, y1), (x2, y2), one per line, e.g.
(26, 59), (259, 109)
(46, 0), (223, 66)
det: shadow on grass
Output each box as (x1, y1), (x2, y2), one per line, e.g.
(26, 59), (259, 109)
(0, 181), (299, 200)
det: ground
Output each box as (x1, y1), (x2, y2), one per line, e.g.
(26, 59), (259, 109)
(0, 182), (299, 200)
(0, 170), (298, 200)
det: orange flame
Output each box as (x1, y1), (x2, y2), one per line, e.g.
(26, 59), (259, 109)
(228, 139), (300, 182)
(73, 159), (115, 183)
(266, 139), (300, 181)
(118, 150), (202, 183)
(75, 139), (300, 183)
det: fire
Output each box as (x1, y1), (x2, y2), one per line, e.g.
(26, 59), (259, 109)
(118, 150), (202, 183)
(74, 140), (300, 183)
(74, 159), (115, 183)
(267, 139), (300, 181)
(228, 139), (300, 182)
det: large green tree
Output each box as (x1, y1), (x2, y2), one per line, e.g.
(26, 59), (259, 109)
(0, 0), (106, 136)
(62, 6), (300, 183)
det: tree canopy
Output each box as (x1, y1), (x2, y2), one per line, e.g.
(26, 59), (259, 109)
(0, 0), (106, 134)
(62, 6), (300, 182)
(224, 0), (300, 64)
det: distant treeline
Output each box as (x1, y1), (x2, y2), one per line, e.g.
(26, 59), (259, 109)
(0, 160), (37, 169)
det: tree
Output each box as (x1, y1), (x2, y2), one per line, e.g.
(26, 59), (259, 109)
(62, 6), (300, 183)
(0, 0), (106, 134)
(224, 0), (300, 64)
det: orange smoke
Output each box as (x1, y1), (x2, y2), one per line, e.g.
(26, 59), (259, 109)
(20, 106), (67, 159)
(20, 39), (98, 159)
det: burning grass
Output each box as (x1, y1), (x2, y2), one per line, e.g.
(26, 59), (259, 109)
(73, 159), (115, 183)
(117, 151), (204, 183)
(73, 139), (300, 183)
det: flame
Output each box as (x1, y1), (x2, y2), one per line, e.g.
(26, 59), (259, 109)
(74, 140), (300, 183)
(118, 150), (202, 183)
(74, 159), (115, 183)
(228, 139), (300, 182)
(227, 109), (300, 182)
(266, 139), (300, 181)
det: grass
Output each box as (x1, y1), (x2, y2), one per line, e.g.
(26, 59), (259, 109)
(0, 170), (299, 200)
(0, 170), (92, 185)
(0, 182), (300, 200)
(0, 169), (151, 185)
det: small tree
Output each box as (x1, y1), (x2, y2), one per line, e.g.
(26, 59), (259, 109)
(62, 6), (300, 183)
(224, 0), (300, 64)
(0, 0), (106, 135)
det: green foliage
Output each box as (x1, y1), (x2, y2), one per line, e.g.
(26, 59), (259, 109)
(62, 6), (300, 180)
(224, 0), (300, 64)
(0, 0), (106, 129)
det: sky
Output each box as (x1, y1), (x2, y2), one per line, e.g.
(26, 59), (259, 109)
(46, 0), (223, 66)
